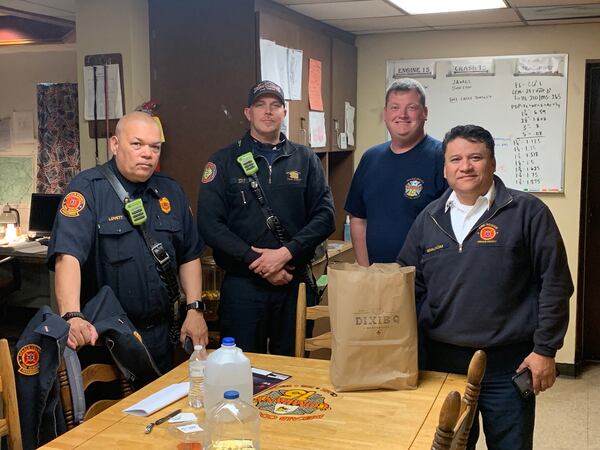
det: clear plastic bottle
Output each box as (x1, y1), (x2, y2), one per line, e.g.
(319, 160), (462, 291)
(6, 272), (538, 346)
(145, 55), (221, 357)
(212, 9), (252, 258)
(343, 215), (351, 242)
(204, 337), (253, 413)
(207, 390), (260, 450)
(188, 344), (208, 408)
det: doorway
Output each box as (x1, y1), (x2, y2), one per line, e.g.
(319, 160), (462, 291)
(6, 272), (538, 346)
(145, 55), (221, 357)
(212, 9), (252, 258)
(579, 61), (600, 362)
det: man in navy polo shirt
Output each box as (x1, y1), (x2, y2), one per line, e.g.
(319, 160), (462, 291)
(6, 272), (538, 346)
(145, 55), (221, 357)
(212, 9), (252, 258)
(345, 78), (447, 265)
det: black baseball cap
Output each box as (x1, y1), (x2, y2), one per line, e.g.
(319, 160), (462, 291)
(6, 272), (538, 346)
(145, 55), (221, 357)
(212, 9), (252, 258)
(247, 80), (285, 106)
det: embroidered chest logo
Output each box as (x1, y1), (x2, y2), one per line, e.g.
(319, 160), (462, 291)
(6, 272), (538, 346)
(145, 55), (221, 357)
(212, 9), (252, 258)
(17, 343), (41, 376)
(478, 223), (498, 243)
(286, 170), (301, 182)
(60, 192), (86, 217)
(202, 162), (217, 184)
(159, 197), (171, 214)
(255, 385), (336, 421)
(404, 178), (424, 199)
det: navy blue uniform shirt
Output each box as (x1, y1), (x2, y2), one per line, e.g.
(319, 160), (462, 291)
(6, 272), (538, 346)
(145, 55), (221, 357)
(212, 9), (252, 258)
(47, 158), (202, 326)
(345, 135), (447, 263)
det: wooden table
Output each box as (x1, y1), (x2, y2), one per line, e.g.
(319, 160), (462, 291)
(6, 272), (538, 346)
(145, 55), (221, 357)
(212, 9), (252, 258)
(40, 353), (465, 450)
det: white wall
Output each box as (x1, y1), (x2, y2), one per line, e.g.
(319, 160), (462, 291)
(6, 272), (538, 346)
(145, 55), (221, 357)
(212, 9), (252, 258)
(75, 0), (150, 169)
(356, 23), (599, 364)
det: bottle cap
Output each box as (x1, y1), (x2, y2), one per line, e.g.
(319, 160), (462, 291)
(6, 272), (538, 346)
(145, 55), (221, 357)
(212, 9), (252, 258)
(222, 337), (236, 346)
(224, 390), (239, 399)
(193, 344), (203, 351)
(345, 215), (350, 225)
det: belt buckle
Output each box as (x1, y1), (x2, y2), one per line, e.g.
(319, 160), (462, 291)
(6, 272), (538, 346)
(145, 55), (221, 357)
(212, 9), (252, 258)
(266, 215), (277, 231)
(151, 242), (170, 266)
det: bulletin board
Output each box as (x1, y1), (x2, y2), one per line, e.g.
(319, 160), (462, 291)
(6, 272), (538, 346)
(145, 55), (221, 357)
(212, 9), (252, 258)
(387, 54), (568, 192)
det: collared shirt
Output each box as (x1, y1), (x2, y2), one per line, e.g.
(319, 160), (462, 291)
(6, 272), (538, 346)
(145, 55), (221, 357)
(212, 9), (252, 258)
(445, 182), (496, 244)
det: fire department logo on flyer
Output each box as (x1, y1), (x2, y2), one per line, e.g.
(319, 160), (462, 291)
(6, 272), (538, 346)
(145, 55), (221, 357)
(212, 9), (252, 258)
(254, 385), (337, 421)
(478, 223), (498, 242)
(60, 192), (86, 217)
(404, 178), (424, 199)
(202, 162), (217, 184)
(17, 344), (41, 376)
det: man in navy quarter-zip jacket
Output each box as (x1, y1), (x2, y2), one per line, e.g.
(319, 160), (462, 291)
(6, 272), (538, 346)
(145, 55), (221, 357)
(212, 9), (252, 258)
(197, 80), (335, 355)
(397, 124), (573, 450)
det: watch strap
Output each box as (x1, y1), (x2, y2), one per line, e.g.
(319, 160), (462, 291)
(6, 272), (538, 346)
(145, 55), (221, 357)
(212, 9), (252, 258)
(185, 300), (206, 313)
(62, 311), (86, 321)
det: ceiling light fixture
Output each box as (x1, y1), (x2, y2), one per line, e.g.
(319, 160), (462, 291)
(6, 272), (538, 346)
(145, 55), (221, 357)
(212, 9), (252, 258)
(389, 0), (506, 15)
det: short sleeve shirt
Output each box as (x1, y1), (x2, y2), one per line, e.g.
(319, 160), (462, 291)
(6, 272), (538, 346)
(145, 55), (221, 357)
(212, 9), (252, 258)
(345, 135), (447, 263)
(47, 159), (203, 324)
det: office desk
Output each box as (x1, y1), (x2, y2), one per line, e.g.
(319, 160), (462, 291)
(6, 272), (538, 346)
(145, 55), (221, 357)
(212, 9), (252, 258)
(0, 243), (53, 310)
(40, 353), (465, 450)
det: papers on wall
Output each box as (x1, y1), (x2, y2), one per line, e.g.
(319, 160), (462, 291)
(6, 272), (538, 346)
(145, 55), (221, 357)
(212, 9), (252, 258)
(308, 58), (323, 111)
(281, 101), (290, 137)
(260, 39), (302, 101)
(0, 117), (10, 151)
(309, 111), (326, 148)
(12, 111), (35, 144)
(344, 102), (355, 147)
(83, 64), (124, 120)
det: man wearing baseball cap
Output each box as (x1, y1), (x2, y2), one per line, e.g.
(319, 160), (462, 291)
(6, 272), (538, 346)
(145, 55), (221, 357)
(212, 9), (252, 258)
(197, 80), (335, 355)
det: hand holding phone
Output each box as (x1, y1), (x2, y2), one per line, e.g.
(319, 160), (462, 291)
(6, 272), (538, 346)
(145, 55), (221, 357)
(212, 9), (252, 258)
(183, 336), (194, 355)
(512, 368), (534, 398)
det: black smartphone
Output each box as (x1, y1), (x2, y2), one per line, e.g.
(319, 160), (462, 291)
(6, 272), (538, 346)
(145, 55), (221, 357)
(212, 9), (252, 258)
(183, 336), (194, 355)
(512, 368), (534, 398)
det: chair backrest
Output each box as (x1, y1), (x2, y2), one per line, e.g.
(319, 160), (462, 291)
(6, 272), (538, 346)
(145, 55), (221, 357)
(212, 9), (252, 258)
(0, 338), (22, 450)
(294, 282), (332, 357)
(58, 358), (133, 429)
(430, 349), (487, 450)
(432, 390), (461, 450)
(451, 349), (486, 450)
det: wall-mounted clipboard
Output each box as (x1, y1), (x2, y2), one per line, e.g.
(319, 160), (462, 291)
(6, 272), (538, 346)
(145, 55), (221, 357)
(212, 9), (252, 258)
(84, 53), (126, 139)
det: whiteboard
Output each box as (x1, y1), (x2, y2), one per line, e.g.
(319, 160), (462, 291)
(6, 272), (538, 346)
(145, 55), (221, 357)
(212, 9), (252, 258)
(386, 54), (568, 192)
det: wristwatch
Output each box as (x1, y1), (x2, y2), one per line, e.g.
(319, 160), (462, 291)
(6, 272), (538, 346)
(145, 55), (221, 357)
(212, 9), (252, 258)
(185, 300), (207, 313)
(62, 311), (86, 321)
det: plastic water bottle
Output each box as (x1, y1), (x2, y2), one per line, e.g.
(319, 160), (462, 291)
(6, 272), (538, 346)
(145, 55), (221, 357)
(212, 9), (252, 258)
(343, 215), (351, 242)
(188, 344), (207, 408)
(204, 337), (253, 413)
(207, 390), (260, 450)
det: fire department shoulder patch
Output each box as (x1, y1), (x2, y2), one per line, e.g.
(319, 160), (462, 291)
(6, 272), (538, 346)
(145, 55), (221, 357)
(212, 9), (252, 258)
(60, 192), (86, 217)
(17, 343), (41, 376)
(202, 162), (217, 184)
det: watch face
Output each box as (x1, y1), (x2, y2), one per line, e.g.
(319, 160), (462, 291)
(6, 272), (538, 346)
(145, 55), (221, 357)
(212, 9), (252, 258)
(188, 301), (205, 312)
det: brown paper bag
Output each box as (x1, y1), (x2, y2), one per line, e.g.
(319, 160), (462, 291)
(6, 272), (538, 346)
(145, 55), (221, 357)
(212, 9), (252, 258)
(328, 262), (418, 391)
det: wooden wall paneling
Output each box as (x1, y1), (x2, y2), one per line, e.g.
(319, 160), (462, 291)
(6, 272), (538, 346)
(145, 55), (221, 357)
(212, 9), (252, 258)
(328, 151), (353, 240)
(258, 11), (332, 151)
(331, 37), (357, 151)
(148, 0), (257, 211)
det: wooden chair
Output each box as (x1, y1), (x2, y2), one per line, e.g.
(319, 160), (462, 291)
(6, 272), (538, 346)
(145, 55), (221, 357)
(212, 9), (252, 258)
(431, 349), (487, 450)
(58, 357), (133, 429)
(294, 282), (332, 357)
(0, 338), (22, 450)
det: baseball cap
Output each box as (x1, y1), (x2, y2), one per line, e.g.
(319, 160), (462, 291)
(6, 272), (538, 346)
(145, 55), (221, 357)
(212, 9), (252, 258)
(248, 80), (285, 106)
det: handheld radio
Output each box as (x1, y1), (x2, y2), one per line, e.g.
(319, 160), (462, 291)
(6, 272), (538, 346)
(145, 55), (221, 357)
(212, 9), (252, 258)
(237, 152), (259, 176)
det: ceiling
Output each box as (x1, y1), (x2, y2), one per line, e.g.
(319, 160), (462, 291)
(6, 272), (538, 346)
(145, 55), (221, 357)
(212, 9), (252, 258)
(0, 0), (74, 46)
(271, 0), (600, 34)
(1, 0), (600, 47)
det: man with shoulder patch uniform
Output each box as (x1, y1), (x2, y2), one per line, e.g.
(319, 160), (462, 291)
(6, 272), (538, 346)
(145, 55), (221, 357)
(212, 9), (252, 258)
(197, 80), (335, 355)
(397, 124), (573, 450)
(47, 111), (208, 373)
(345, 78), (447, 265)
